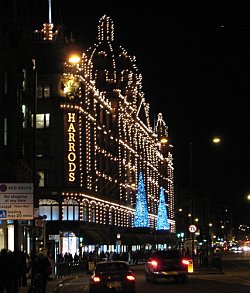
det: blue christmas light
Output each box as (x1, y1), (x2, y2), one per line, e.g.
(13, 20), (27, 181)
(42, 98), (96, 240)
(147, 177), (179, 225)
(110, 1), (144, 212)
(133, 171), (149, 228)
(156, 186), (170, 230)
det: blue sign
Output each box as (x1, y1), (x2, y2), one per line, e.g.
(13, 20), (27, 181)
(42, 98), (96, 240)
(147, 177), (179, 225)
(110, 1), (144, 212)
(0, 210), (7, 218)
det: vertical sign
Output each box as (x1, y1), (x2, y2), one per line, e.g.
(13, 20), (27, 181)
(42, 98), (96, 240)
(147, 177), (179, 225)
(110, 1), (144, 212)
(64, 110), (79, 185)
(0, 183), (33, 219)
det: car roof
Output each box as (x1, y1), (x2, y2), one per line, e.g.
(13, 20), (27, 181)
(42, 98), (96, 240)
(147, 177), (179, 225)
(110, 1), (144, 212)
(95, 261), (129, 271)
(150, 250), (181, 258)
(95, 260), (127, 265)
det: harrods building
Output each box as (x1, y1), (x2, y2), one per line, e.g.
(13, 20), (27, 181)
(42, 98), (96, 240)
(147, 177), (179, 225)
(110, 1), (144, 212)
(0, 7), (176, 256)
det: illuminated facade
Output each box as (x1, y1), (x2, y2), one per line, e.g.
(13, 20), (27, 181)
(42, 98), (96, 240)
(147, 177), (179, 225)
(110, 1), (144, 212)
(59, 15), (175, 230)
(31, 15), (175, 254)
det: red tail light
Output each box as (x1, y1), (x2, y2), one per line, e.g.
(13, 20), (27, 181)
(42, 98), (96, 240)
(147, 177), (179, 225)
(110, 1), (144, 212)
(126, 274), (136, 281)
(150, 260), (158, 267)
(181, 259), (190, 265)
(93, 276), (101, 283)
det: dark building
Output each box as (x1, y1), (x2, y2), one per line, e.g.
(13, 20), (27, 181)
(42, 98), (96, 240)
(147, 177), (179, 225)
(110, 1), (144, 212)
(0, 1), (35, 250)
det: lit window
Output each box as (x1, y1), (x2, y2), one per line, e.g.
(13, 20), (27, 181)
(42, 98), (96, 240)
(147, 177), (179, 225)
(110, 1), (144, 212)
(37, 84), (50, 98)
(38, 171), (45, 187)
(90, 205), (96, 222)
(39, 199), (59, 221)
(22, 105), (27, 128)
(32, 113), (50, 128)
(82, 205), (88, 221)
(22, 69), (26, 91)
(44, 84), (50, 97)
(62, 199), (79, 221)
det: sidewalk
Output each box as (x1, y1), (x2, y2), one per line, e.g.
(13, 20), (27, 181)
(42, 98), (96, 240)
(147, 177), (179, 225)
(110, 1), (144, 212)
(19, 274), (81, 293)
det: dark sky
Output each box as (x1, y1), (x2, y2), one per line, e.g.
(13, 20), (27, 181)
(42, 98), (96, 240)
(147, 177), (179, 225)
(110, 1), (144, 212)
(31, 0), (250, 224)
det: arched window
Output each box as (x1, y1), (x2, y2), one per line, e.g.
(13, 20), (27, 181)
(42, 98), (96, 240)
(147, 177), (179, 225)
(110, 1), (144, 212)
(128, 212), (133, 228)
(39, 199), (59, 221)
(82, 201), (88, 222)
(109, 207), (115, 225)
(89, 203), (96, 223)
(62, 199), (79, 221)
(103, 205), (109, 225)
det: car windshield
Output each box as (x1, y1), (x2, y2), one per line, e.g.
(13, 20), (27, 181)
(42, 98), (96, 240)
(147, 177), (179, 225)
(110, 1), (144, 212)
(95, 262), (129, 272)
(151, 250), (181, 259)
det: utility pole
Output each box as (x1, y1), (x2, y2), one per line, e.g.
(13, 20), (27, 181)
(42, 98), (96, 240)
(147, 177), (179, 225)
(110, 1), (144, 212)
(189, 142), (195, 264)
(31, 59), (38, 272)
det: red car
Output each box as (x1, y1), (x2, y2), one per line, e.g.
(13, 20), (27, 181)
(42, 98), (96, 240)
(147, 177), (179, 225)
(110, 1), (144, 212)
(145, 250), (192, 283)
(89, 261), (136, 293)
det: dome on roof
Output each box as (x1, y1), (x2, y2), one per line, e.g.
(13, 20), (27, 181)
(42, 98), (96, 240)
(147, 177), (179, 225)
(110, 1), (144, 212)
(85, 15), (143, 96)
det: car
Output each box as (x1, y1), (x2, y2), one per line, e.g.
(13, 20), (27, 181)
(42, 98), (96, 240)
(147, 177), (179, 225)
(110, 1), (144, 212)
(145, 249), (192, 283)
(89, 260), (136, 293)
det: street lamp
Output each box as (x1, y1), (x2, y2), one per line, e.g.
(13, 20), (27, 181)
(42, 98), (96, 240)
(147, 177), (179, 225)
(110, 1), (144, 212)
(189, 137), (221, 263)
(68, 55), (81, 64)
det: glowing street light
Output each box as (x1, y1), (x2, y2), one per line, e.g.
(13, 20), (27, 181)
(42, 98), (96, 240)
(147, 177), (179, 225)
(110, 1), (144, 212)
(68, 55), (81, 64)
(212, 137), (221, 144)
(160, 137), (168, 144)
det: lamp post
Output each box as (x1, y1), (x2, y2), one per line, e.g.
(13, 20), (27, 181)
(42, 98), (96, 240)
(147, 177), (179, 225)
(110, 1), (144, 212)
(189, 137), (221, 265)
(31, 58), (38, 283)
(189, 142), (196, 265)
(247, 194), (250, 238)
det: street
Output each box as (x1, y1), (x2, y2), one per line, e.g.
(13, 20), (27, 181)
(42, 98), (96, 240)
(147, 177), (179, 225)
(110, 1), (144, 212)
(53, 253), (250, 293)
(53, 269), (250, 293)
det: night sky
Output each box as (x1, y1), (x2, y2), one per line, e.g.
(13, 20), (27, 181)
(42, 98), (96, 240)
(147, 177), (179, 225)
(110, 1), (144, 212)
(30, 0), (250, 224)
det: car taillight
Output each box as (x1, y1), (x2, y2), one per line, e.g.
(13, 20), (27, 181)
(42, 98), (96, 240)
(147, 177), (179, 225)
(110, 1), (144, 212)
(181, 259), (190, 265)
(126, 274), (136, 281)
(150, 260), (158, 267)
(93, 276), (101, 283)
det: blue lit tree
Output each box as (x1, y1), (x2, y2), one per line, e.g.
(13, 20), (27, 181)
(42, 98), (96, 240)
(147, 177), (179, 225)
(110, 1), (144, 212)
(133, 171), (149, 227)
(156, 186), (170, 230)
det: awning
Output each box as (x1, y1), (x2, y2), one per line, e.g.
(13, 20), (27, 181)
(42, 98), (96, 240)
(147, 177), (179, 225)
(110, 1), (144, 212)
(80, 230), (116, 245)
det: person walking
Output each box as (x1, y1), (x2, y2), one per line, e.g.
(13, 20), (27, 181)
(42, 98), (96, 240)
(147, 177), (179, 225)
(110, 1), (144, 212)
(30, 250), (51, 293)
(0, 249), (18, 293)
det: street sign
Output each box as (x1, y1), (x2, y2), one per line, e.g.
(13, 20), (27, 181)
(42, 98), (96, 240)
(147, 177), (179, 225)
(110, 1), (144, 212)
(188, 224), (197, 233)
(30, 227), (42, 238)
(49, 234), (60, 241)
(35, 218), (44, 227)
(0, 183), (33, 219)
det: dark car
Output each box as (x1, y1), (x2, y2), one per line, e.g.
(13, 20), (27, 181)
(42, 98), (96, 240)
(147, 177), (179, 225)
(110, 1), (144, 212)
(89, 260), (136, 293)
(145, 250), (192, 283)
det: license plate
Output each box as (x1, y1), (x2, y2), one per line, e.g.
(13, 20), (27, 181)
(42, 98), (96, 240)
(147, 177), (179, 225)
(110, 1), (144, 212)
(162, 271), (178, 275)
(107, 281), (122, 288)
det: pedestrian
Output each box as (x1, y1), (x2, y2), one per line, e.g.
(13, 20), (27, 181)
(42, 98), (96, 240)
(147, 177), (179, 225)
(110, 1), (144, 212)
(0, 249), (18, 293)
(15, 250), (30, 287)
(30, 250), (51, 293)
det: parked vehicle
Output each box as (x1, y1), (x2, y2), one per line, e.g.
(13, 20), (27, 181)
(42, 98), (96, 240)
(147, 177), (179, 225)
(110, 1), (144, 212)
(89, 260), (136, 293)
(145, 249), (192, 283)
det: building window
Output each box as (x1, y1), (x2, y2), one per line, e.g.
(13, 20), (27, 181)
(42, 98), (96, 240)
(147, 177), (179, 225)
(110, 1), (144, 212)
(39, 199), (59, 221)
(37, 84), (50, 98)
(22, 69), (26, 91)
(3, 118), (7, 146)
(109, 207), (115, 225)
(82, 204), (88, 221)
(89, 204), (96, 223)
(32, 113), (50, 128)
(22, 105), (27, 128)
(44, 85), (50, 98)
(4, 72), (7, 94)
(62, 199), (79, 221)
(38, 171), (45, 187)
